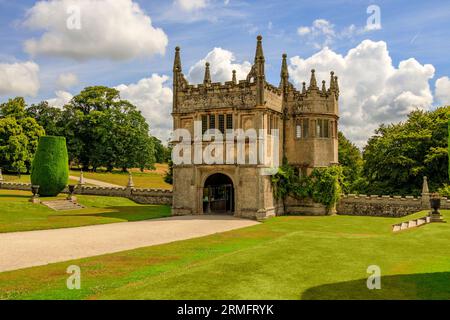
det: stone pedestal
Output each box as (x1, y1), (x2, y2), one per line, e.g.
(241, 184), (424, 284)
(430, 213), (446, 223)
(67, 195), (78, 202)
(29, 197), (40, 204)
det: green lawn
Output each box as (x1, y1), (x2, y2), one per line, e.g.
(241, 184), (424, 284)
(0, 190), (171, 233)
(69, 164), (172, 190)
(2, 174), (79, 185)
(1, 209), (448, 300)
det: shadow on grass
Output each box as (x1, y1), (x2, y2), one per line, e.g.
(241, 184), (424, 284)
(301, 272), (450, 300)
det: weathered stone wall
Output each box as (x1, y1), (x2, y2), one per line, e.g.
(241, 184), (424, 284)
(285, 196), (330, 216)
(0, 182), (173, 206)
(336, 194), (450, 217)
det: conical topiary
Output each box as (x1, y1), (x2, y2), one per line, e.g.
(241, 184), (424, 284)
(31, 136), (69, 196)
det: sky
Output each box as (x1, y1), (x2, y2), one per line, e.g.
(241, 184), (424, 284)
(0, 0), (449, 147)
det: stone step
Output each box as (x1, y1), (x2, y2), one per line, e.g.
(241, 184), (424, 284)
(392, 216), (430, 232)
(42, 200), (85, 211)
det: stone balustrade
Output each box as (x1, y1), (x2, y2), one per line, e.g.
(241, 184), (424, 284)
(0, 182), (173, 206)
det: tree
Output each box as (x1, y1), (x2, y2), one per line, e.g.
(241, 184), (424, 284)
(338, 132), (365, 193)
(152, 137), (171, 163)
(27, 101), (63, 136)
(0, 117), (29, 173)
(55, 86), (156, 171)
(71, 86), (120, 114)
(31, 136), (69, 196)
(362, 106), (449, 195)
(0, 98), (45, 173)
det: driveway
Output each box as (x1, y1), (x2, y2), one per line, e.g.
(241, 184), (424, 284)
(0, 215), (258, 272)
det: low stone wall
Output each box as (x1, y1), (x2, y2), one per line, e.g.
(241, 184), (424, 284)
(336, 194), (450, 217)
(285, 196), (330, 216)
(0, 182), (173, 206)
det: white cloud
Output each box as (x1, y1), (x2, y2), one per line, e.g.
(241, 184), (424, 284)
(297, 26), (311, 36)
(23, 0), (168, 61)
(175, 0), (208, 11)
(116, 74), (173, 143)
(297, 19), (370, 49)
(57, 72), (78, 89)
(47, 90), (73, 107)
(435, 76), (450, 105)
(0, 61), (40, 97)
(289, 40), (435, 148)
(188, 47), (252, 83)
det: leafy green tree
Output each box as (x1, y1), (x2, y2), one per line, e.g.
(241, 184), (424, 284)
(27, 101), (63, 136)
(0, 117), (28, 173)
(55, 87), (156, 171)
(363, 106), (449, 195)
(71, 86), (120, 114)
(338, 132), (365, 193)
(0, 98), (45, 173)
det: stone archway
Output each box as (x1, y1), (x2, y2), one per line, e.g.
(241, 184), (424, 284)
(203, 173), (235, 214)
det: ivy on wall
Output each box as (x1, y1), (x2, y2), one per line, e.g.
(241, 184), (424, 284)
(271, 164), (343, 209)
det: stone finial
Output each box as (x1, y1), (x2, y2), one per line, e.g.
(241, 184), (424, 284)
(334, 75), (340, 93)
(280, 53), (289, 88)
(0, 168), (3, 182)
(309, 69), (318, 89)
(422, 176), (429, 194)
(127, 172), (135, 188)
(329, 71), (336, 90)
(232, 70), (237, 84)
(173, 46), (182, 73)
(421, 176), (431, 210)
(322, 80), (327, 94)
(203, 62), (211, 85)
(78, 170), (85, 185)
(302, 82), (307, 94)
(255, 35), (265, 63)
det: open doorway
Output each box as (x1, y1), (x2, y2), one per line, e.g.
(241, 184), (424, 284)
(203, 173), (234, 214)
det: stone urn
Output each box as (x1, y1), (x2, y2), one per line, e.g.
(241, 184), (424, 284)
(67, 184), (77, 202)
(429, 193), (445, 222)
(30, 185), (40, 204)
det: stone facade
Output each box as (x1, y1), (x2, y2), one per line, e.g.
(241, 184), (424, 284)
(171, 36), (339, 219)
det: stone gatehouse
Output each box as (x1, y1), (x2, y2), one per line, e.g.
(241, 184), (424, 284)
(171, 36), (339, 219)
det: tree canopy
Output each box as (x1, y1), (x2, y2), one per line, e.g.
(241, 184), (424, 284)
(362, 106), (449, 195)
(28, 86), (162, 172)
(0, 98), (45, 173)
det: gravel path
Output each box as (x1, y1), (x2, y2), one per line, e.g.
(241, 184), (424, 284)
(68, 175), (122, 188)
(0, 215), (258, 272)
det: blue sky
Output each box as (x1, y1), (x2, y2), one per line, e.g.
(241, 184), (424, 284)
(0, 0), (449, 146)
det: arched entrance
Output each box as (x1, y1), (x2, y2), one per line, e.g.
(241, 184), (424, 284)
(203, 173), (235, 214)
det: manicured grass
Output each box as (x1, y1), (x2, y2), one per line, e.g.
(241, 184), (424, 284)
(69, 164), (171, 189)
(1, 210), (448, 300)
(0, 190), (171, 233)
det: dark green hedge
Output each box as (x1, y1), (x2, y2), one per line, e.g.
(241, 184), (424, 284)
(31, 136), (69, 196)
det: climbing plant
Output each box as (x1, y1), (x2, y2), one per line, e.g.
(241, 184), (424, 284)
(271, 164), (343, 209)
